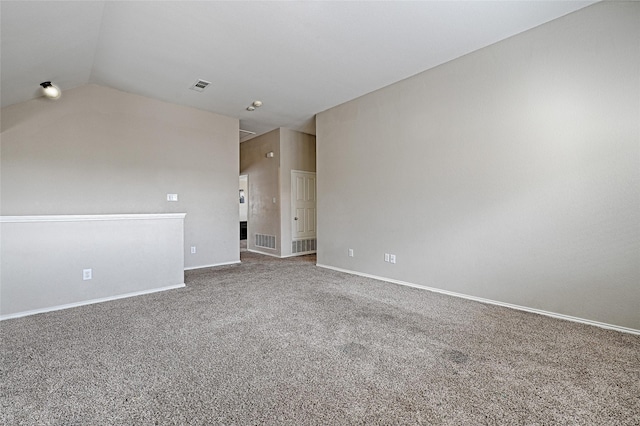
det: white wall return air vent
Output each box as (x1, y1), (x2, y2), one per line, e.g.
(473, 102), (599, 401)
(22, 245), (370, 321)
(292, 238), (316, 254)
(255, 234), (276, 250)
(190, 79), (211, 92)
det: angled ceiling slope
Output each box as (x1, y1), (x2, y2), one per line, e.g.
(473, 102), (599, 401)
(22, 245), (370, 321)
(1, 1), (596, 138)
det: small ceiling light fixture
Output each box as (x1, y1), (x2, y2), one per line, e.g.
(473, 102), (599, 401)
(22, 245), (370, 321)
(246, 100), (263, 111)
(40, 81), (61, 99)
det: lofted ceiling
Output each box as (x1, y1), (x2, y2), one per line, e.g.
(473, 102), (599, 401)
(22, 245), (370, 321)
(1, 1), (596, 140)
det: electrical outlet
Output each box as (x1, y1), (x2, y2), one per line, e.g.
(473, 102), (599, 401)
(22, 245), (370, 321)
(167, 193), (178, 201)
(384, 253), (390, 262)
(83, 269), (92, 280)
(348, 249), (354, 257)
(390, 254), (396, 264)
(191, 246), (196, 254)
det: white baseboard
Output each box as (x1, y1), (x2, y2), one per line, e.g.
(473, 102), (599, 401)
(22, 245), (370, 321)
(316, 264), (639, 336)
(184, 260), (240, 270)
(247, 249), (316, 259)
(0, 283), (186, 321)
(247, 249), (281, 258)
(280, 251), (317, 258)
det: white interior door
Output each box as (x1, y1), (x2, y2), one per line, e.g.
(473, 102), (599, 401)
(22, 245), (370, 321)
(291, 171), (316, 240)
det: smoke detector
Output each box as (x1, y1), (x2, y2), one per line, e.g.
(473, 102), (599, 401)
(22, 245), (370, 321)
(189, 79), (211, 92)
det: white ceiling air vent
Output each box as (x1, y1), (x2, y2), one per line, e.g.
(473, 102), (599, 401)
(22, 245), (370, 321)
(189, 79), (211, 92)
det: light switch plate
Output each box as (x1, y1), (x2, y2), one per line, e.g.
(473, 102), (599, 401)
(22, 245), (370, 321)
(83, 269), (92, 280)
(167, 194), (178, 201)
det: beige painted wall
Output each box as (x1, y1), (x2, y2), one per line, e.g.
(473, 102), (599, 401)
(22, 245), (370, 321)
(280, 128), (316, 256)
(1, 84), (239, 269)
(317, 2), (639, 330)
(240, 129), (281, 256)
(1, 214), (185, 317)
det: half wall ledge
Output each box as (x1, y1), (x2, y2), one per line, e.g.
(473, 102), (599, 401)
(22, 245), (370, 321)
(0, 213), (186, 319)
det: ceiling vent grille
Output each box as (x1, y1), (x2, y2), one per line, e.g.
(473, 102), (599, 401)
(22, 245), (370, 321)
(190, 79), (211, 92)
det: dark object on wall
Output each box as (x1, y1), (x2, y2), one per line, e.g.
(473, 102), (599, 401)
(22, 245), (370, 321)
(240, 221), (247, 240)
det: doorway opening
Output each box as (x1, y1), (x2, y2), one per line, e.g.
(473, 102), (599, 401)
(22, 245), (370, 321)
(239, 175), (248, 252)
(291, 170), (317, 255)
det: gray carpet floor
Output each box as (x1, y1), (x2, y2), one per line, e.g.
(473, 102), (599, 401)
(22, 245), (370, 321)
(1, 251), (639, 425)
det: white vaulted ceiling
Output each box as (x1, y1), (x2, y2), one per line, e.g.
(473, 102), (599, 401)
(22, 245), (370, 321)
(1, 1), (596, 138)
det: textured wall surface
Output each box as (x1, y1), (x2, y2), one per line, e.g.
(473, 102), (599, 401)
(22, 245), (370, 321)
(1, 85), (239, 269)
(317, 2), (639, 329)
(1, 214), (185, 317)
